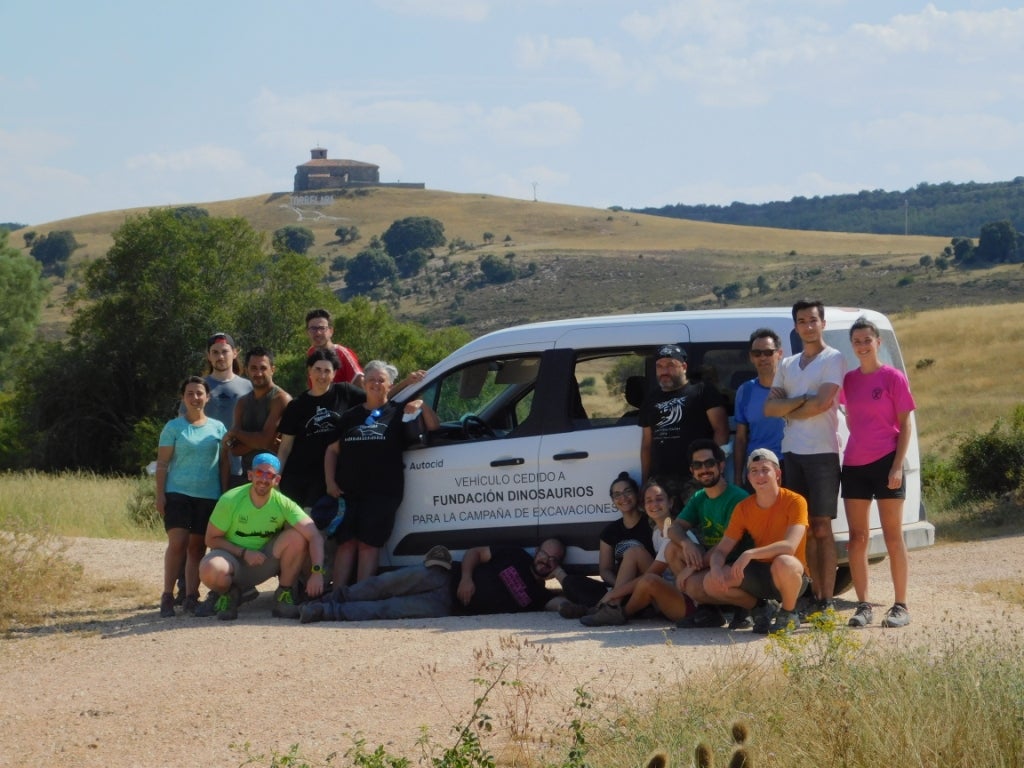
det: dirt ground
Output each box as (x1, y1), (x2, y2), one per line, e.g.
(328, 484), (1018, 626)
(1, 534), (1023, 768)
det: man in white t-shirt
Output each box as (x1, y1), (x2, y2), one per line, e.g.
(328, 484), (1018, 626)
(764, 299), (845, 613)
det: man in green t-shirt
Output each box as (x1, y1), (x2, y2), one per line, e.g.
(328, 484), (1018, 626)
(198, 453), (325, 620)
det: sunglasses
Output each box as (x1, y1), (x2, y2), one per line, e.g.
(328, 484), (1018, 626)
(689, 458), (719, 470)
(750, 349), (778, 357)
(251, 469), (278, 480)
(364, 408), (383, 426)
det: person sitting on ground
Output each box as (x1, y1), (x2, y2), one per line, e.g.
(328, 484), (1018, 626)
(558, 472), (655, 617)
(669, 439), (752, 629)
(197, 453), (325, 620)
(579, 477), (688, 626)
(299, 540), (566, 622)
(702, 448), (810, 635)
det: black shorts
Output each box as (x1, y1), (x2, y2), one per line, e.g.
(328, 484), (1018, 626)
(333, 492), (402, 548)
(739, 560), (811, 602)
(841, 451), (905, 500)
(163, 492), (217, 534)
(783, 452), (840, 519)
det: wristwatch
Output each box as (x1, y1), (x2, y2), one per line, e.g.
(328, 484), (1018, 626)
(311, 563), (325, 575)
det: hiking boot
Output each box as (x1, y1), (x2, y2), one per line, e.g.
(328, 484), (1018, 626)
(848, 602), (873, 628)
(881, 603), (911, 628)
(728, 607), (754, 630)
(215, 586), (241, 621)
(195, 591), (220, 618)
(159, 592), (175, 618)
(751, 599), (780, 635)
(423, 545), (453, 571)
(677, 604), (726, 629)
(272, 586), (301, 619)
(770, 609), (800, 634)
(558, 601), (591, 619)
(182, 593), (200, 615)
(580, 602), (627, 627)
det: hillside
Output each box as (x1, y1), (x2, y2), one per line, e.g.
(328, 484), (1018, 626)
(23, 187), (1020, 337)
(636, 177), (1024, 238)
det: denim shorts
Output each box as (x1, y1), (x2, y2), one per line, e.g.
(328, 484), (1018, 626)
(783, 452), (840, 519)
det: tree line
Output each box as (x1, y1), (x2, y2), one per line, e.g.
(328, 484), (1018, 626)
(634, 177), (1024, 238)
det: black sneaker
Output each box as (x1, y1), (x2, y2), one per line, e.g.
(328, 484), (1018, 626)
(728, 607), (754, 630)
(173, 575), (186, 606)
(299, 601), (325, 624)
(195, 591), (220, 618)
(751, 599), (779, 635)
(881, 603), (911, 628)
(580, 602), (627, 627)
(272, 586), (301, 619)
(677, 605), (726, 628)
(848, 602), (873, 628)
(159, 592), (175, 618)
(240, 586), (260, 604)
(558, 601), (590, 619)
(215, 586), (241, 621)
(182, 593), (200, 615)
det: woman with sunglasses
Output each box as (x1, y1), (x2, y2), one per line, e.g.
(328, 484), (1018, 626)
(277, 348), (366, 518)
(325, 360), (439, 587)
(155, 376), (230, 617)
(559, 471), (656, 616)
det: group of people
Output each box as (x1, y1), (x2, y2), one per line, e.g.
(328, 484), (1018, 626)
(558, 298), (914, 633)
(156, 298), (915, 634)
(155, 309), (434, 620)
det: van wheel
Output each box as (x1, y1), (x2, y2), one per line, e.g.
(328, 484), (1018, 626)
(833, 556), (887, 596)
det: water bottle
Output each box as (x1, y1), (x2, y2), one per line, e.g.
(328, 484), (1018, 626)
(325, 497), (346, 536)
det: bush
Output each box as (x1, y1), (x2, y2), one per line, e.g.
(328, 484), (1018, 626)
(951, 407), (1024, 502)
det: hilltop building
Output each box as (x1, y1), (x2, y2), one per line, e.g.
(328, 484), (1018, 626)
(293, 148), (424, 192)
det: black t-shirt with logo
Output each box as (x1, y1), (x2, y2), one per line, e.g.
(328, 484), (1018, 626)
(639, 382), (726, 479)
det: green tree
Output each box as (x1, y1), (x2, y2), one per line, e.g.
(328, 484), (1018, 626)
(334, 225), (361, 244)
(273, 225), (315, 255)
(951, 236), (975, 263)
(0, 231), (46, 385)
(975, 220), (1018, 263)
(395, 247), (430, 278)
(12, 209), (330, 471)
(479, 253), (516, 284)
(482, 232), (494, 244)
(345, 247), (398, 294)
(381, 216), (446, 258)
(30, 229), (79, 276)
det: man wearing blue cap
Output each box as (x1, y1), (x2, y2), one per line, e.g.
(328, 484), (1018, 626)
(197, 452), (325, 620)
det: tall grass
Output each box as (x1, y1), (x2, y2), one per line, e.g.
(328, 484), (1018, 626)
(0, 470), (159, 540)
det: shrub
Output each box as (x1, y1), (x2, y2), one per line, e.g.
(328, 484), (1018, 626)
(951, 408), (1024, 502)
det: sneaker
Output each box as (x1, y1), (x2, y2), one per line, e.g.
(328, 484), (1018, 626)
(881, 603), (911, 628)
(182, 593), (200, 615)
(558, 601), (591, 619)
(423, 545), (453, 571)
(159, 592), (175, 618)
(272, 586), (301, 619)
(848, 602), (873, 628)
(728, 607), (754, 630)
(580, 602), (627, 627)
(677, 604), (726, 629)
(240, 586), (260, 604)
(215, 586), (241, 621)
(195, 591), (220, 618)
(299, 601), (326, 624)
(751, 599), (780, 635)
(770, 609), (800, 634)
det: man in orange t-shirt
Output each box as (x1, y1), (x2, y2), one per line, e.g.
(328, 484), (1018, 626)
(703, 448), (809, 634)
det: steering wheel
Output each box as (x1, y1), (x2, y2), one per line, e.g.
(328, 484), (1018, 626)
(461, 414), (496, 439)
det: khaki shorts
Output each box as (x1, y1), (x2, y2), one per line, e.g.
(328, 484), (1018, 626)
(209, 534), (282, 590)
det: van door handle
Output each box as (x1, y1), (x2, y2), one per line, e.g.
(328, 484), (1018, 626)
(553, 451), (589, 461)
(490, 458), (525, 467)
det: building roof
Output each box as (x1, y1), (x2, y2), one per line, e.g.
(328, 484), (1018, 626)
(298, 158), (379, 169)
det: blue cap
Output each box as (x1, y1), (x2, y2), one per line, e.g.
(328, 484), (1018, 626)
(251, 452), (281, 472)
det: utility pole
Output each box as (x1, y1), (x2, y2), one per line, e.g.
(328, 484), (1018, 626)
(904, 198), (909, 236)
(532, 181), (538, 202)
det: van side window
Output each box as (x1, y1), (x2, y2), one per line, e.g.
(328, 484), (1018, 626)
(419, 354), (541, 441)
(572, 351), (647, 427)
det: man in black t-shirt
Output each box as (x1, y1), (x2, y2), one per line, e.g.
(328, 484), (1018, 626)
(297, 540), (566, 622)
(639, 344), (729, 494)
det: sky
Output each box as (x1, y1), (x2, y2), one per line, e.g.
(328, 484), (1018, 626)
(2, 1), (1023, 225)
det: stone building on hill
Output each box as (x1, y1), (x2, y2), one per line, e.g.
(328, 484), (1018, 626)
(293, 148), (424, 192)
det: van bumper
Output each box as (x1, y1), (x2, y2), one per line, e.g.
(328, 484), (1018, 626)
(834, 520), (935, 563)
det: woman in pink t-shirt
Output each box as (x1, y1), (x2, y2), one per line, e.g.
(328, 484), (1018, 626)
(840, 318), (917, 629)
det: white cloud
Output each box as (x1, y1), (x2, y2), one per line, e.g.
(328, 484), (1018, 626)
(480, 102), (581, 148)
(857, 112), (1024, 152)
(515, 35), (636, 86)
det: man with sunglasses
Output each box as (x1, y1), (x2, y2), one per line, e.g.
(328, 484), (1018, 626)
(197, 453), (325, 621)
(298, 539), (566, 622)
(733, 328), (786, 488)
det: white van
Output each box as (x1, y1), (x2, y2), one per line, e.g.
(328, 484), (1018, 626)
(385, 307), (933, 593)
